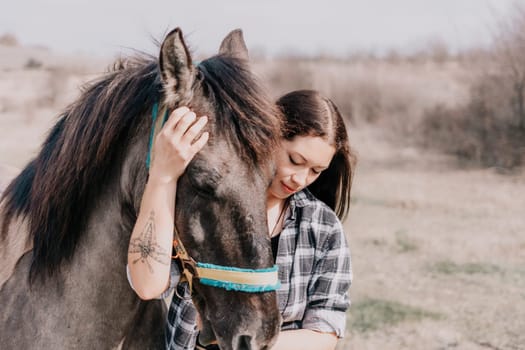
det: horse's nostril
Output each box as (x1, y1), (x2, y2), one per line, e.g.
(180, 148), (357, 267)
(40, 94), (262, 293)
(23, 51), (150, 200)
(237, 334), (252, 350)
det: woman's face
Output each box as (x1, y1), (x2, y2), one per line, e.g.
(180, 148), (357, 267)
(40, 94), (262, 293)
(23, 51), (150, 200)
(268, 135), (335, 200)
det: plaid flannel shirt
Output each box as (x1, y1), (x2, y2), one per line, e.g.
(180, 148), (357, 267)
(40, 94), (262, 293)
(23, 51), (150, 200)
(164, 189), (352, 350)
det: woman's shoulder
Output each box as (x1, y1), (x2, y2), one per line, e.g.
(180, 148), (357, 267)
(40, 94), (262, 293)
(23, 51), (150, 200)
(291, 189), (340, 223)
(290, 189), (344, 241)
(290, 189), (348, 251)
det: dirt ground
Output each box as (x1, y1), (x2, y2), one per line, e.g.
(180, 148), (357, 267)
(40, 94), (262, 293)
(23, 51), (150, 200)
(339, 128), (525, 350)
(1, 46), (524, 350)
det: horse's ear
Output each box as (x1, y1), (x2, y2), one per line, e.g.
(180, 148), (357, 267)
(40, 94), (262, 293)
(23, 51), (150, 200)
(219, 29), (249, 60)
(159, 28), (195, 107)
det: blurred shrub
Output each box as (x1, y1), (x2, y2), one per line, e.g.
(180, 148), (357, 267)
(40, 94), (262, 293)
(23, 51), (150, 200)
(255, 57), (448, 128)
(264, 59), (314, 94)
(0, 33), (18, 46)
(419, 4), (525, 169)
(24, 58), (43, 69)
(419, 73), (525, 168)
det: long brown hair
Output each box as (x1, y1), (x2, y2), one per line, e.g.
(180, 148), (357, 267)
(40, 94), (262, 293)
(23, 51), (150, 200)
(276, 90), (356, 220)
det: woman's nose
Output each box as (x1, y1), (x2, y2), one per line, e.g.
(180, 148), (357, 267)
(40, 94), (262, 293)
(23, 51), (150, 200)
(291, 170), (308, 188)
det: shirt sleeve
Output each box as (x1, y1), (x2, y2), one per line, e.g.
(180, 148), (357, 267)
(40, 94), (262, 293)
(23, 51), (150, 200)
(159, 259), (182, 299)
(165, 282), (199, 350)
(302, 215), (352, 338)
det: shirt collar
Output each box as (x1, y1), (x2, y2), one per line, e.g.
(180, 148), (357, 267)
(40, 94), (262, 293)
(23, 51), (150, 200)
(288, 188), (314, 220)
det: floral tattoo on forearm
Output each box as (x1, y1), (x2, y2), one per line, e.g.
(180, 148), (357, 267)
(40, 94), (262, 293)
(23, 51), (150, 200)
(129, 211), (170, 273)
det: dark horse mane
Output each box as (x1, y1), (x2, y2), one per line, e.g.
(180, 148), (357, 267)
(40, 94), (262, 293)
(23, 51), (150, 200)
(1, 53), (280, 281)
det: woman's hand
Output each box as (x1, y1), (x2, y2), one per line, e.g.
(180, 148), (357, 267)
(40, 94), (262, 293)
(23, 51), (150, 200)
(149, 106), (209, 184)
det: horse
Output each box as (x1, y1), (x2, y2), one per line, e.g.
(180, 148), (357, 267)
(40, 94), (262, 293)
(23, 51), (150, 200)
(0, 28), (282, 350)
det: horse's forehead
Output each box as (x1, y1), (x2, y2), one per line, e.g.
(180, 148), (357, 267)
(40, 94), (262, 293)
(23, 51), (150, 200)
(200, 139), (243, 170)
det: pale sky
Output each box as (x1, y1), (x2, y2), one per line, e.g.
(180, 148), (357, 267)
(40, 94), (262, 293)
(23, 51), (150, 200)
(0, 0), (518, 58)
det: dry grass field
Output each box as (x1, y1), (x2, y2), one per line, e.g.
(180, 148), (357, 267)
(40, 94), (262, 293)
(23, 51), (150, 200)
(1, 44), (524, 350)
(339, 127), (525, 350)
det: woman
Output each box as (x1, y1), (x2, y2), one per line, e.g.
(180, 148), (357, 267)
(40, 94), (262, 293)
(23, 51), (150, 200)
(127, 90), (355, 350)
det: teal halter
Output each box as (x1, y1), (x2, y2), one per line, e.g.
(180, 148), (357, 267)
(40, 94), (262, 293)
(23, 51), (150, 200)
(146, 102), (169, 169)
(196, 263), (279, 292)
(147, 102), (280, 293)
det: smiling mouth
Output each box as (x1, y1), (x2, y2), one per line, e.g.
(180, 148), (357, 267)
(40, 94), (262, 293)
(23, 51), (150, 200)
(281, 181), (296, 194)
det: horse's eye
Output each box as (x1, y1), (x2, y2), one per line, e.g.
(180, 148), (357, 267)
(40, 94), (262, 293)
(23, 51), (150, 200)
(188, 168), (221, 197)
(191, 179), (216, 197)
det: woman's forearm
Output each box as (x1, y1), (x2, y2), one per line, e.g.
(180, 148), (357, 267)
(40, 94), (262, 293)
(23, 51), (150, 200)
(271, 329), (337, 350)
(127, 107), (208, 300)
(127, 176), (177, 300)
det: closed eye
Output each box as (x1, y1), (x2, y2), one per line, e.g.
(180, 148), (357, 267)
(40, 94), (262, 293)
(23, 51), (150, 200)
(187, 166), (221, 198)
(289, 155), (301, 165)
(189, 179), (216, 197)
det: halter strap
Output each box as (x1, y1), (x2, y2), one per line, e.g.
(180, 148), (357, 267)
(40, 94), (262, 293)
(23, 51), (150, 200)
(146, 102), (169, 169)
(172, 228), (280, 294)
